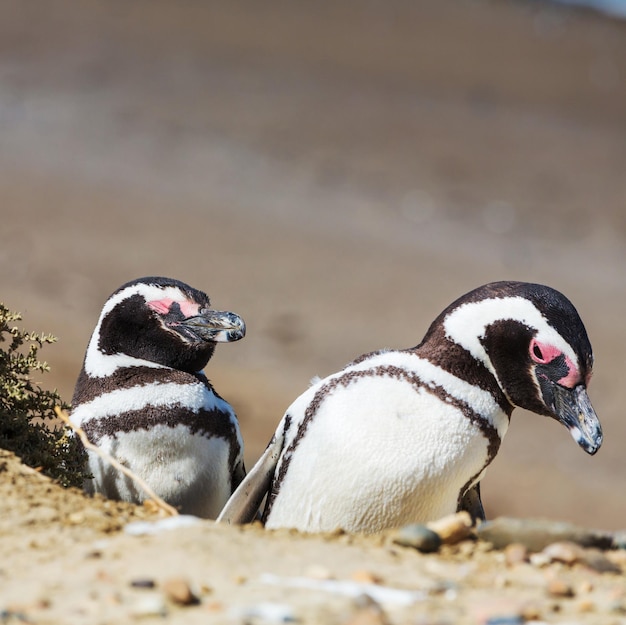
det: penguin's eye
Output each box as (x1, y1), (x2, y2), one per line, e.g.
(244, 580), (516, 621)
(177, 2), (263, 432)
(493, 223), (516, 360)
(529, 338), (559, 365)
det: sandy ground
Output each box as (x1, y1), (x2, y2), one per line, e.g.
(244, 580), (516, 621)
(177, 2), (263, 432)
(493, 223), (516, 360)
(1, 0), (625, 621)
(2, 447), (626, 625)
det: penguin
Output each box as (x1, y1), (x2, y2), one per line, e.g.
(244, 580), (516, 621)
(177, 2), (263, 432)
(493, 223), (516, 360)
(217, 281), (602, 533)
(70, 276), (246, 519)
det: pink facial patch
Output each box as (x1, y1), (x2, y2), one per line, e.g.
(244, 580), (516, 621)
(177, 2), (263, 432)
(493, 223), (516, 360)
(179, 300), (201, 317)
(147, 298), (201, 317)
(147, 299), (172, 315)
(558, 355), (580, 388)
(530, 338), (581, 388)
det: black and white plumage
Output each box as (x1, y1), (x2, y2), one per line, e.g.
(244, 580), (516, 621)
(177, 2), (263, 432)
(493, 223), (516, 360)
(218, 281), (602, 533)
(71, 277), (246, 518)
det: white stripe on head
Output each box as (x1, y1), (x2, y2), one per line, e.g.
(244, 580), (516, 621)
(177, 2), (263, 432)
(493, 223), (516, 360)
(443, 296), (580, 378)
(84, 283), (191, 377)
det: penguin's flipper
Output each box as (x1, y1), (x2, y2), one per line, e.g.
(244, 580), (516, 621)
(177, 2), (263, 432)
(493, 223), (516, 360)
(457, 483), (486, 524)
(216, 431), (285, 525)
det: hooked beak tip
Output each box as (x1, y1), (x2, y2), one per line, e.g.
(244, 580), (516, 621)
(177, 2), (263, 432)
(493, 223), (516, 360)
(551, 384), (603, 456)
(574, 428), (602, 455)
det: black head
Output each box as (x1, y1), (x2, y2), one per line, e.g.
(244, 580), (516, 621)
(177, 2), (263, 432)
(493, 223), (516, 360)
(87, 277), (245, 374)
(439, 281), (602, 455)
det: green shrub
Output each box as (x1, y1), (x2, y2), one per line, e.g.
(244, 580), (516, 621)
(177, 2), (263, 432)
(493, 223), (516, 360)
(0, 304), (86, 487)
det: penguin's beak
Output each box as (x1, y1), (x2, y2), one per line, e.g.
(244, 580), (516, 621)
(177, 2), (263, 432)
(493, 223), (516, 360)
(551, 384), (603, 455)
(182, 309), (246, 343)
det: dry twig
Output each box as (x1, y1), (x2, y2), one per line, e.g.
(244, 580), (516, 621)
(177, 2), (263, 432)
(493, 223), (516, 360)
(55, 406), (178, 516)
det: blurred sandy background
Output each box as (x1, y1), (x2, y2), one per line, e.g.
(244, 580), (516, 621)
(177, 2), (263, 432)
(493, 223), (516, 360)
(1, 0), (624, 529)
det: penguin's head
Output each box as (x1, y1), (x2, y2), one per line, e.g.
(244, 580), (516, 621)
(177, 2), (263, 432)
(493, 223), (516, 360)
(441, 281), (602, 455)
(87, 277), (245, 374)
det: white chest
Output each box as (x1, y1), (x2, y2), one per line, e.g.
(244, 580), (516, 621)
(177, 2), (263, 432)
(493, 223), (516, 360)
(72, 374), (241, 519)
(265, 353), (508, 532)
(86, 424), (233, 518)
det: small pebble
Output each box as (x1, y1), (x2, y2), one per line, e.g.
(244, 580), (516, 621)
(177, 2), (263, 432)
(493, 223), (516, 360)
(504, 543), (529, 566)
(391, 524), (442, 553)
(546, 578), (575, 598)
(162, 578), (199, 606)
(580, 549), (622, 574)
(130, 578), (156, 589)
(485, 616), (524, 625)
(351, 570), (382, 585)
(520, 601), (542, 621)
(0, 609), (30, 623)
(575, 598), (595, 613)
(542, 541), (584, 565)
(529, 552), (551, 568)
(129, 594), (168, 618)
(67, 511), (85, 525)
(456, 540), (476, 557)
(427, 511), (473, 544)
(346, 595), (389, 625)
(199, 583), (213, 595)
(352, 595), (383, 611)
(468, 597), (529, 623)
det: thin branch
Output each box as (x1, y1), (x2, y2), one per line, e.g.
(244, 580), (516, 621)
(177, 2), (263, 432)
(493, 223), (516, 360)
(55, 406), (178, 517)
